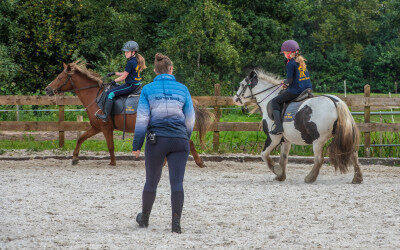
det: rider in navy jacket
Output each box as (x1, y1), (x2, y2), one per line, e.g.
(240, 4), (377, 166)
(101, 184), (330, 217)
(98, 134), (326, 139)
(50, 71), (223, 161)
(270, 40), (312, 135)
(96, 41), (146, 122)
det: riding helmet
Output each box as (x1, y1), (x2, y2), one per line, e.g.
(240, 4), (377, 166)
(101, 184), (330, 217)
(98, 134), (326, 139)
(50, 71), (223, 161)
(281, 40), (300, 53)
(122, 41), (139, 52)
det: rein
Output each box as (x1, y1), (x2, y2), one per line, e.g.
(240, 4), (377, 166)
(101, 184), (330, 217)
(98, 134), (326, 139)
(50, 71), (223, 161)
(236, 80), (283, 105)
(253, 83), (283, 105)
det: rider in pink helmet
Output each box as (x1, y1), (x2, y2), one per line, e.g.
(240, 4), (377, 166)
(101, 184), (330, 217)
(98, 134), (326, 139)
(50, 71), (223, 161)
(270, 40), (312, 135)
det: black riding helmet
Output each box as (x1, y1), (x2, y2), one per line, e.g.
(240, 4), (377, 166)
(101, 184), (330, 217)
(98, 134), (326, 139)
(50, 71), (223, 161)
(122, 41), (139, 52)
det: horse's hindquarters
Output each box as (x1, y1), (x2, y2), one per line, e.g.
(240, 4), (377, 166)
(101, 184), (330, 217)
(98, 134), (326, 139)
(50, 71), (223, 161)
(283, 97), (338, 146)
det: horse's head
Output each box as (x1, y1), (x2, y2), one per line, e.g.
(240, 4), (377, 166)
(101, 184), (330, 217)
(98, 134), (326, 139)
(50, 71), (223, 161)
(233, 70), (259, 106)
(45, 63), (75, 96)
(233, 70), (283, 106)
(46, 62), (102, 96)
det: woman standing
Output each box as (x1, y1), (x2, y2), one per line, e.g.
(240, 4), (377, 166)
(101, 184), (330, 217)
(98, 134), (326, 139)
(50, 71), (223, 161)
(132, 53), (195, 234)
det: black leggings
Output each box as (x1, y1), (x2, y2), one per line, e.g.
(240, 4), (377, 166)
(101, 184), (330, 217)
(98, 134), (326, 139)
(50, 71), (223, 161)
(270, 90), (299, 112)
(141, 136), (189, 216)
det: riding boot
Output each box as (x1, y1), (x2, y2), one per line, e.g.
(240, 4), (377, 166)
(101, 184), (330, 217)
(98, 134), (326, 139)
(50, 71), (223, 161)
(171, 213), (182, 234)
(136, 211), (150, 228)
(271, 110), (284, 135)
(96, 98), (113, 122)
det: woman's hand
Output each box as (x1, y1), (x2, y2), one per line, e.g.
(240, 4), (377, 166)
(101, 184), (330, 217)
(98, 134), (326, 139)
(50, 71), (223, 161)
(132, 150), (140, 159)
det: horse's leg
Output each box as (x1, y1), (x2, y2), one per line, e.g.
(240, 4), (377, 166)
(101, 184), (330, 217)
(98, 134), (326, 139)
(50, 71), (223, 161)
(101, 126), (116, 166)
(261, 135), (282, 174)
(189, 139), (205, 168)
(72, 126), (100, 165)
(305, 141), (325, 183)
(351, 152), (363, 184)
(275, 142), (291, 181)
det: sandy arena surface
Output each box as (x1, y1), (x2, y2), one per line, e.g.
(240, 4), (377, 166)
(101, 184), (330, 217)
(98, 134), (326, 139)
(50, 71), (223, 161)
(1, 156), (400, 249)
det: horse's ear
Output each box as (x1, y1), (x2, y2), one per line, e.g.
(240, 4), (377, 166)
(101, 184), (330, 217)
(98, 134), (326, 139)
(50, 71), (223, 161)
(66, 64), (72, 73)
(63, 63), (67, 69)
(249, 70), (257, 79)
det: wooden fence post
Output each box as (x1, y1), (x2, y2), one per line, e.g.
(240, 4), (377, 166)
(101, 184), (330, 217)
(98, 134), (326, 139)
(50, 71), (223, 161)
(16, 105), (20, 121)
(58, 100), (65, 148)
(213, 84), (221, 152)
(364, 84), (371, 157)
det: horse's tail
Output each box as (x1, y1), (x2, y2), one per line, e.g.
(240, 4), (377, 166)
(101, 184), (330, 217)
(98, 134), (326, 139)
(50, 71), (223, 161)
(194, 101), (214, 148)
(329, 100), (360, 173)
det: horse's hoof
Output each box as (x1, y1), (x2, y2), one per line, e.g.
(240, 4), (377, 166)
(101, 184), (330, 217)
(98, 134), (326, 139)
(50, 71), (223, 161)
(274, 175), (286, 182)
(198, 163), (206, 168)
(304, 175), (316, 183)
(351, 177), (363, 184)
(273, 166), (283, 176)
(72, 158), (79, 165)
(109, 162), (116, 166)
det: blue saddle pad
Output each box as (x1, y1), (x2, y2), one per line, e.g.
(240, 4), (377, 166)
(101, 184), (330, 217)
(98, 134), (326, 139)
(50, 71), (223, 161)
(282, 101), (304, 122)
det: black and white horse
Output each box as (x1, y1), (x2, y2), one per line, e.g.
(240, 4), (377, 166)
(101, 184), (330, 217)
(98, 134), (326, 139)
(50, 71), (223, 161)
(233, 70), (363, 184)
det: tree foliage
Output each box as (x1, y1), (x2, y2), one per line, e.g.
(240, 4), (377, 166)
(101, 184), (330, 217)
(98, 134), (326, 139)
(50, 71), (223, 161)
(0, 0), (399, 95)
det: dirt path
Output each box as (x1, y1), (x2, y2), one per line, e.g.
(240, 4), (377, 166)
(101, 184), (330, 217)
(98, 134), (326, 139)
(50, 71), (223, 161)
(1, 158), (399, 248)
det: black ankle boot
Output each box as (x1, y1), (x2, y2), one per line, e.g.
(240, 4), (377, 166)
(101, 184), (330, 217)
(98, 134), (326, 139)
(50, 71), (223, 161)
(171, 213), (181, 234)
(271, 110), (283, 135)
(136, 212), (150, 228)
(96, 98), (113, 122)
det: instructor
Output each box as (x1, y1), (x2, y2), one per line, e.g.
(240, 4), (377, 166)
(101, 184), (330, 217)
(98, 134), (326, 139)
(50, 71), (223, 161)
(132, 53), (195, 234)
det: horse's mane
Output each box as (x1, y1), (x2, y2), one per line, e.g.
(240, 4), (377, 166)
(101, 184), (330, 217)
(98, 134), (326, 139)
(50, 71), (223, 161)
(68, 60), (103, 86)
(255, 70), (282, 86)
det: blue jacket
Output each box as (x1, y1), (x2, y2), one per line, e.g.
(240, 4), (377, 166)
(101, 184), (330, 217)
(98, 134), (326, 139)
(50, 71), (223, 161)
(286, 58), (312, 95)
(132, 74), (195, 151)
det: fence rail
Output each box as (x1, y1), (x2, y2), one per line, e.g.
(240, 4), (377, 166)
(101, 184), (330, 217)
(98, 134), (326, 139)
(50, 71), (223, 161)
(1, 95), (400, 107)
(0, 84), (399, 157)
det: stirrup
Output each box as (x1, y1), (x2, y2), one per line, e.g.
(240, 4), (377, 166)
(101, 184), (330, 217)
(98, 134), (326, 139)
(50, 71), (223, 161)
(94, 109), (102, 117)
(95, 109), (108, 122)
(270, 124), (283, 135)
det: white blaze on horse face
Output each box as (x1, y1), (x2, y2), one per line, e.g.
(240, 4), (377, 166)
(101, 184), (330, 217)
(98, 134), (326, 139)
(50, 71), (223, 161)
(233, 79), (252, 106)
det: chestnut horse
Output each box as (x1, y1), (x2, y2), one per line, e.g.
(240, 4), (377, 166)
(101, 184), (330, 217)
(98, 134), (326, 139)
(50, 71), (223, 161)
(45, 62), (212, 167)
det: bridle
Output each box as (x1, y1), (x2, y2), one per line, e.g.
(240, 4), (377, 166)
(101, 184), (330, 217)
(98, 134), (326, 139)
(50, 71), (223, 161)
(54, 74), (100, 94)
(53, 73), (103, 110)
(235, 74), (283, 105)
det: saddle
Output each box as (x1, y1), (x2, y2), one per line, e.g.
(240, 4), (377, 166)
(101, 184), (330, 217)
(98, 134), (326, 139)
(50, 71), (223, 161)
(96, 84), (141, 115)
(267, 88), (313, 122)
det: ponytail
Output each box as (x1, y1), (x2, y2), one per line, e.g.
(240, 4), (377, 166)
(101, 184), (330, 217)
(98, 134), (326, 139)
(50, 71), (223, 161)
(136, 53), (147, 72)
(295, 53), (307, 70)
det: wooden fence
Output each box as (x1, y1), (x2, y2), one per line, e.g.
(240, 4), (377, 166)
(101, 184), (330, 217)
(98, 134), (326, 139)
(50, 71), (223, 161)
(0, 84), (399, 157)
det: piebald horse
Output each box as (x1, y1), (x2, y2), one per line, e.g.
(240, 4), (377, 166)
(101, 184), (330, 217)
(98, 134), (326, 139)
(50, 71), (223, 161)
(233, 70), (363, 184)
(46, 62), (213, 167)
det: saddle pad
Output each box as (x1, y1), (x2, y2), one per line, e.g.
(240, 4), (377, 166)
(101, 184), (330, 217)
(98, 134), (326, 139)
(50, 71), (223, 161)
(112, 94), (140, 114)
(283, 101), (304, 122)
(96, 85), (140, 115)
